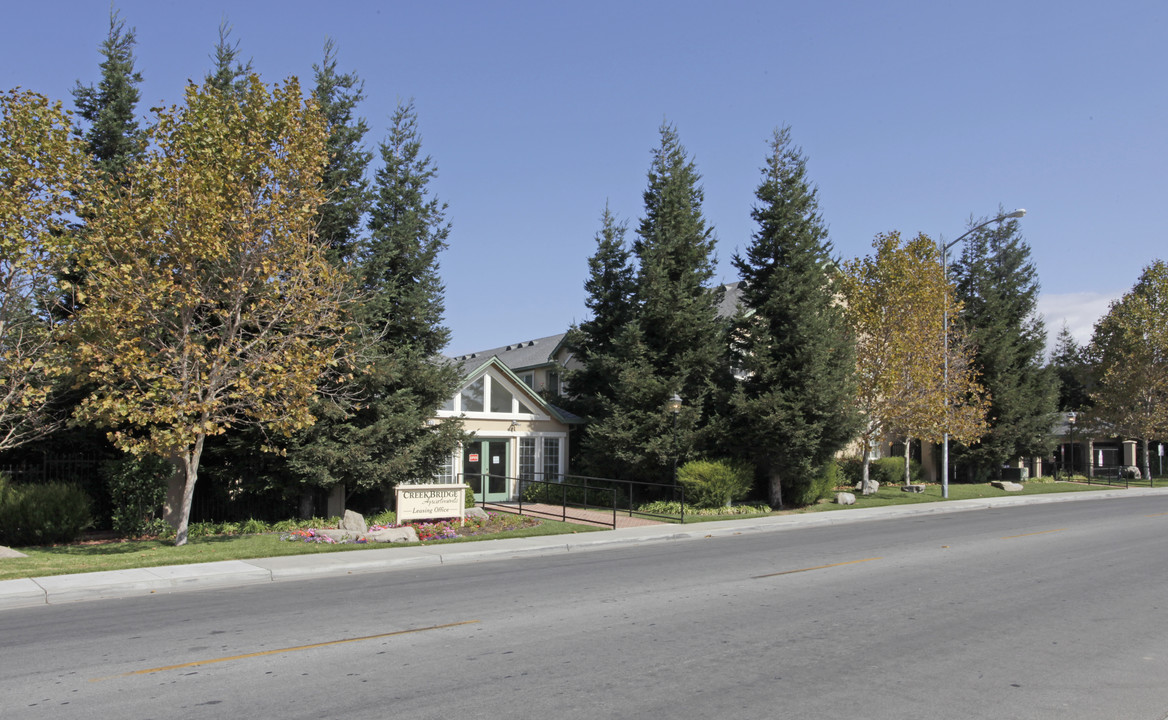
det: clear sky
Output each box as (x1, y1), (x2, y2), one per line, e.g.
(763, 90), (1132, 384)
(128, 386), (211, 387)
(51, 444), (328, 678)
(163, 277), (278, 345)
(4, 1), (1164, 357)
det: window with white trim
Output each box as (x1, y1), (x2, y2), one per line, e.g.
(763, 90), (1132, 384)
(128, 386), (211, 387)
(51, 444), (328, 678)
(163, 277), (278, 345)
(542, 437), (561, 482)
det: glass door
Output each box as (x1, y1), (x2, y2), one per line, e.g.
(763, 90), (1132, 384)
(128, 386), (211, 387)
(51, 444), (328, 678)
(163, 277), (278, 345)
(463, 439), (509, 502)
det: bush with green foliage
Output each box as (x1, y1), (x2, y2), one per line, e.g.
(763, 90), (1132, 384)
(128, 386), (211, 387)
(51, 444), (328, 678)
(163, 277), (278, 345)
(872, 456), (923, 486)
(636, 499), (771, 517)
(0, 476), (92, 546)
(787, 460), (842, 506)
(104, 454), (173, 538)
(677, 459), (753, 509)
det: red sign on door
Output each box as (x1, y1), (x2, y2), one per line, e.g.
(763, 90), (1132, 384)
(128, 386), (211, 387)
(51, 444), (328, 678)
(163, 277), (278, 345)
(468, 453), (480, 463)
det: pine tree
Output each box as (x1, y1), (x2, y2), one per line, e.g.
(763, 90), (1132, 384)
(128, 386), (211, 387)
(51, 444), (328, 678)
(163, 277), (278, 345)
(1050, 324), (1092, 412)
(282, 102), (463, 497)
(562, 205), (635, 422)
(311, 38), (372, 265)
(729, 127), (860, 507)
(951, 210), (1057, 479)
(205, 20), (253, 98)
(71, 7), (144, 179)
(578, 123), (728, 483)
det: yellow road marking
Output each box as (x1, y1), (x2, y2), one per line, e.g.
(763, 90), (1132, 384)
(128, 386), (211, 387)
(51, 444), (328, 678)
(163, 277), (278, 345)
(1145, 512), (1168, 517)
(1001, 529), (1065, 539)
(753, 557), (881, 579)
(93, 619), (479, 681)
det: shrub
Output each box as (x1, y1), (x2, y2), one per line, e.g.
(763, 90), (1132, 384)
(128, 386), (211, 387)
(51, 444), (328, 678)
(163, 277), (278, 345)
(788, 460), (842, 507)
(0, 479), (92, 546)
(677, 459), (753, 509)
(873, 456), (922, 486)
(104, 454), (173, 539)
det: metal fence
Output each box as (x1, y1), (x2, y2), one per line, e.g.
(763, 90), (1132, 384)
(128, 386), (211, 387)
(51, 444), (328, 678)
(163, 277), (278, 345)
(465, 472), (688, 528)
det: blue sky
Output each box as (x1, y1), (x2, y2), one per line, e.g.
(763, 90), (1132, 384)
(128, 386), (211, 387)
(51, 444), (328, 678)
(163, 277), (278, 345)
(4, 1), (1164, 356)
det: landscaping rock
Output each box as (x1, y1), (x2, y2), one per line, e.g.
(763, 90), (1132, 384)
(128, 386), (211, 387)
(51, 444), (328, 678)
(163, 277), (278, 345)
(340, 509), (367, 533)
(990, 480), (1024, 492)
(861, 480), (879, 495)
(367, 526), (419, 543)
(466, 507), (489, 520)
(835, 492), (856, 505)
(1123, 466), (1142, 479)
(901, 484), (926, 493)
(0, 545), (27, 559)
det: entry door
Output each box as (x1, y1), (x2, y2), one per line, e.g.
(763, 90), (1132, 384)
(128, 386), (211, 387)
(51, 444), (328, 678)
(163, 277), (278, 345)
(463, 439), (509, 502)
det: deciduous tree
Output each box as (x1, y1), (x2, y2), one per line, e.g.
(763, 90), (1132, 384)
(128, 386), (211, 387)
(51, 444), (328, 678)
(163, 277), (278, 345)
(1086, 260), (1168, 479)
(68, 76), (351, 545)
(841, 231), (987, 491)
(0, 89), (89, 451)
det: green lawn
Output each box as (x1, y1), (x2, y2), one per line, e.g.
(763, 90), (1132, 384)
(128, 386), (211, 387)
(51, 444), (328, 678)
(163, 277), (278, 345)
(0, 518), (599, 582)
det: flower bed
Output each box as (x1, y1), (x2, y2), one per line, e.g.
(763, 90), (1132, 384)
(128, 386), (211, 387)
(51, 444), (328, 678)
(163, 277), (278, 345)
(282, 511), (539, 544)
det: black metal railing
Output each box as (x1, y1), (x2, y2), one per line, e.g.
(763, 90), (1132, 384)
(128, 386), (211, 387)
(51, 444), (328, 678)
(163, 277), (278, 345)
(459, 472), (688, 528)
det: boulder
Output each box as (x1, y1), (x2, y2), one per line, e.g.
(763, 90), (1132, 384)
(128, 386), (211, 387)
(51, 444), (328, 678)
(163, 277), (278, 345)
(340, 509), (367, 533)
(901, 484), (926, 493)
(835, 492), (856, 505)
(367, 526), (419, 543)
(1123, 466), (1142, 479)
(861, 480), (879, 495)
(990, 480), (1024, 492)
(0, 545), (27, 559)
(465, 507), (489, 520)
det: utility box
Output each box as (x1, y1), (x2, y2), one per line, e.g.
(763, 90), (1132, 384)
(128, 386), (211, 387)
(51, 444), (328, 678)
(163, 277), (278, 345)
(1001, 467), (1029, 482)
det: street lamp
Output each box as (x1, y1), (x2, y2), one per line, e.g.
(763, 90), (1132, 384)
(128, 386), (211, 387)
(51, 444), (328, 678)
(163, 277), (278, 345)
(667, 393), (682, 484)
(939, 208), (1026, 498)
(1067, 411), (1077, 478)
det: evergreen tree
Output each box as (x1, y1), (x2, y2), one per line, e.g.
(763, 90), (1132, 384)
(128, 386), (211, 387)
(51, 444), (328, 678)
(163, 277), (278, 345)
(562, 205), (635, 422)
(1050, 324), (1092, 412)
(71, 7), (144, 179)
(311, 38), (372, 264)
(729, 127), (861, 507)
(281, 102), (463, 498)
(205, 20), (253, 98)
(951, 210), (1057, 479)
(579, 123), (728, 483)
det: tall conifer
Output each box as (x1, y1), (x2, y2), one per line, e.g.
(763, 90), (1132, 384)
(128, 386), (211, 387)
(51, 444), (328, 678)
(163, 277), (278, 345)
(281, 102), (463, 497)
(72, 7), (144, 179)
(579, 123), (727, 483)
(951, 211), (1057, 479)
(311, 39), (372, 265)
(730, 127), (860, 507)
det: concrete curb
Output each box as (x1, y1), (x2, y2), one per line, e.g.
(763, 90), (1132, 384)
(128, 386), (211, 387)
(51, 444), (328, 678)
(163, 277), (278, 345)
(2, 485), (1166, 610)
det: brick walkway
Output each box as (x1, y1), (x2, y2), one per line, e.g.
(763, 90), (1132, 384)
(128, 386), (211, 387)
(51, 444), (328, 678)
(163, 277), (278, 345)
(483, 502), (664, 529)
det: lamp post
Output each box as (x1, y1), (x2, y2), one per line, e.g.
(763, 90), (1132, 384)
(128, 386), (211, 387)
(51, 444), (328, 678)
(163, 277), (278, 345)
(1067, 411), (1077, 478)
(667, 393), (682, 485)
(939, 208), (1026, 498)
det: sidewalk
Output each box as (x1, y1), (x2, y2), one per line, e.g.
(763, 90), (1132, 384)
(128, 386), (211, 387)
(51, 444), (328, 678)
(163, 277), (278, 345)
(3, 486), (1166, 611)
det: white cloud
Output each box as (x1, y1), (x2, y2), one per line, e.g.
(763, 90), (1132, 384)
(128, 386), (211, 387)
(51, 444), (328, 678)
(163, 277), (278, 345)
(1036, 291), (1122, 355)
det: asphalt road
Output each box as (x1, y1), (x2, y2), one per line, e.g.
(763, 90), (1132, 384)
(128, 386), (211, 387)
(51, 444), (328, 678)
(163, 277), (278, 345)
(3, 495), (1168, 720)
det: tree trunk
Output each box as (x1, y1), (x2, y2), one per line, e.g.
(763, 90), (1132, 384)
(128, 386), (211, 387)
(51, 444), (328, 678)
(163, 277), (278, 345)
(861, 443), (875, 494)
(768, 465), (783, 509)
(1142, 437), (1151, 481)
(903, 438), (912, 485)
(299, 490), (315, 520)
(173, 434), (207, 547)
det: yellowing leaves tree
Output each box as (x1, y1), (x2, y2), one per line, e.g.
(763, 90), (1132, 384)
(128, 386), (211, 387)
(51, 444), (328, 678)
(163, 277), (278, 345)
(1086, 259), (1168, 479)
(0, 89), (89, 451)
(841, 231), (987, 491)
(69, 76), (352, 545)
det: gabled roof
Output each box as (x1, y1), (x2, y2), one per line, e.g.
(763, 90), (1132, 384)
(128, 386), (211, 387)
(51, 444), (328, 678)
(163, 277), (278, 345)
(457, 356), (584, 425)
(451, 332), (567, 375)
